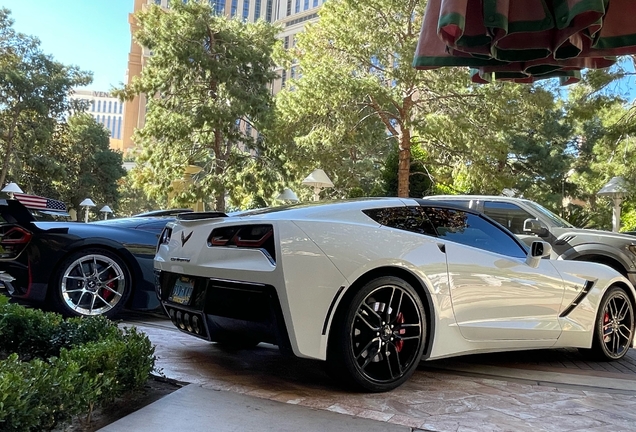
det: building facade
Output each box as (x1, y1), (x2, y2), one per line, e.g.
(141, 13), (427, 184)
(122, 0), (324, 150)
(70, 90), (125, 152)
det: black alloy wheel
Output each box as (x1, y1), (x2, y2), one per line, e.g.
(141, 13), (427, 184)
(328, 276), (427, 392)
(52, 248), (131, 318)
(584, 286), (634, 361)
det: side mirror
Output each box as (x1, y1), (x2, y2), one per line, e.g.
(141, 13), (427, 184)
(523, 218), (549, 237)
(526, 241), (552, 268)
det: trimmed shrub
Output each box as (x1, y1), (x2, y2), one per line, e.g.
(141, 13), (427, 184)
(0, 300), (156, 432)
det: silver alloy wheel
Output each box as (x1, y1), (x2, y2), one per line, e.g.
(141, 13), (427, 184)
(350, 284), (423, 384)
(60, 254), (126, 316)
(601, 290), (634, 359)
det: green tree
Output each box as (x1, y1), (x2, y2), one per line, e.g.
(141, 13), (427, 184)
(116, 172), (168, 217)
(273, 0), (569, 201)
(49, 114), (126, 213)
(561, 66), (636, 229)
(382, 143), (432, 197)
(116, 0), (280, 212)
(0, 9), (91, 186)
(275, 0), (475, 198)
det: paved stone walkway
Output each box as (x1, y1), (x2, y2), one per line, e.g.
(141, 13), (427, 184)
(123, 316), (636, 431)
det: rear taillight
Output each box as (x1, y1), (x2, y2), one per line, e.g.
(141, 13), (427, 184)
(157, 226), (173, 253)
(0, 226), (32, 259)
(207, 225), (276, 264)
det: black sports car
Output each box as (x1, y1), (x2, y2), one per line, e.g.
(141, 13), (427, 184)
(0, 199), (177, 318)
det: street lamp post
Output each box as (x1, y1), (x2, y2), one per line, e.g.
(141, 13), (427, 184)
(80, 198), (96, 223)
(597, 176), (628, 232)
(276, 188), (299, 203)
(302, 169), (333, 201)
(100, 205), (113, 220)
(1, 182), (23, 200)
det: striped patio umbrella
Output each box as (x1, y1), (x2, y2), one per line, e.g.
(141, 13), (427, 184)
(413, 0), (636, 84)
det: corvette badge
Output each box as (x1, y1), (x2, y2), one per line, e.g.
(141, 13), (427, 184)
(181, 230), (193, 247)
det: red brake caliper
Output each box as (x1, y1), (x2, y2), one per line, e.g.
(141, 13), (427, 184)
(603, 312), (611, 340)
(101, 270), (115, 301)
(395, 312), (405, 352)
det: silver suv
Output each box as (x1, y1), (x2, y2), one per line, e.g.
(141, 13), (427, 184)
(426, 195), (636, 285)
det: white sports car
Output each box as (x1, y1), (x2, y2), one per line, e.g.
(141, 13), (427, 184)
(154, 198), (635, 392)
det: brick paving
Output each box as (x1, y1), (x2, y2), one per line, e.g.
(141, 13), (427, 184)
(439, 345), (636, 378)
(123, 315), (636, 431)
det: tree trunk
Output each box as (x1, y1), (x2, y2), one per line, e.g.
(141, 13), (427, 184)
(213, 128), (226, 212)
(397, 128), (411, 197)
(0, 113), (20, 187)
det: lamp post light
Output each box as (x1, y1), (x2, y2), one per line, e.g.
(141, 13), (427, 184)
(597, 176), (628, 233)
(302, 169), (333, 202)
(100, 205), (113, 220)
(1, 182), (23, 200)
(276, 187), (299, 203)
(79, 198), (96, 223)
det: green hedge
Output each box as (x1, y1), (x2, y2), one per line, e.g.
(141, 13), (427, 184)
(0, 296), (156, 431)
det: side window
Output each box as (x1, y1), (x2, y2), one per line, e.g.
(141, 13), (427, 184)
(483, 202), (534, 235)
(423, 207), (527, 258)
(363, 207), (437, 236)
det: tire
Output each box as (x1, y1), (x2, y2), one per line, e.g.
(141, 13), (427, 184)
(51, 248), (131, 319)
(581, 286), (634, 361)
(327, 276), (427, 392)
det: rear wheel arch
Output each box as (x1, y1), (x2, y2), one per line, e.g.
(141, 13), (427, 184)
(327, 266), (435, 359)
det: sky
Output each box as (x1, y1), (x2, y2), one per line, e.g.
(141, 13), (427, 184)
(3, 0), (133, 91)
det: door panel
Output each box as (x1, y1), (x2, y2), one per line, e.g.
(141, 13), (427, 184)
(446, 242), (564, 341)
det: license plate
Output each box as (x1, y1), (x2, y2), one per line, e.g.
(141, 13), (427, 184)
(169, 277), (194, 305)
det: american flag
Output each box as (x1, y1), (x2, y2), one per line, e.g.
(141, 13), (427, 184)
(14, 193), (67, 211)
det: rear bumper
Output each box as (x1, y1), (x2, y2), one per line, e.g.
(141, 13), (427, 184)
(155, 270), (292, 353)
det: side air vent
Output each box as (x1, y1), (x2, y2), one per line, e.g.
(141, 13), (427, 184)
(207, 224), (276, 264)
(559, 280), (595, 318)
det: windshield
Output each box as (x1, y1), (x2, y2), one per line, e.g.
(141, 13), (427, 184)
(524, 201), (573, 228)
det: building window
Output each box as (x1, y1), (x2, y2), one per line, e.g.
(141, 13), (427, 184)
(242, 0), (249, 21)
(281, 69), (287, 88)
(108, 101), (113, 113)
(313, 0), (318, 6)
(107, 116), (111, 130)
(304, 0), (309, 10)
(119, 103), (123, 114)
(210, 0), (224, 14)
(97, 101), (101, 112)
(90, 101), (95, 112)
(113, 102), (117, 114)
(295, 0), (300, 13)
(286, 0), (292, 16)
(154, 0), (161, 5)
(231, 0), (238, 17)
(254, 0), (261, 19)
(117, 117), (122, 139)
(265, 0), (273, 22)
(291, 65), (296, 79)
(245, 122), (252, 137)
(284, 36), (289, 49)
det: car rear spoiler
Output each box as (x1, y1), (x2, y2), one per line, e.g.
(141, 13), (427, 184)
(0, 199), (37, 227)
(177, 211), (228, 221)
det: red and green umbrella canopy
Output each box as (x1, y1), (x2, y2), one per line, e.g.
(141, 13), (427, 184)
(413, 0), (636, 84)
